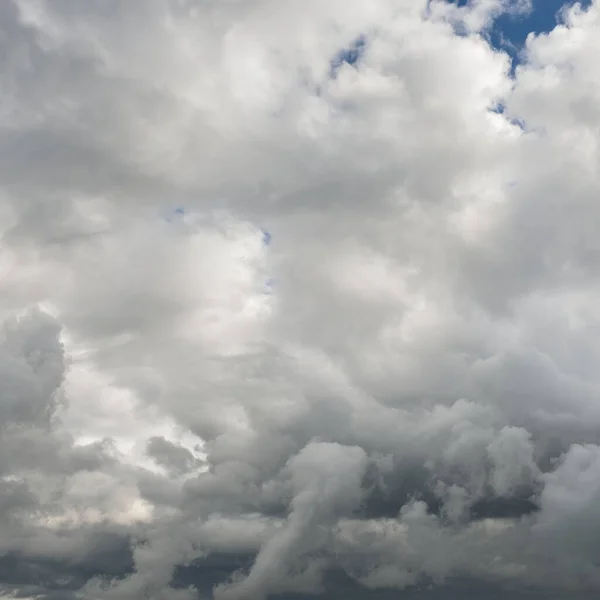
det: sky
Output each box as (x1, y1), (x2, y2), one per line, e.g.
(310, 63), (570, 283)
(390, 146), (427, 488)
(488, 0), (593, 60)
(2, 1), (600, 599)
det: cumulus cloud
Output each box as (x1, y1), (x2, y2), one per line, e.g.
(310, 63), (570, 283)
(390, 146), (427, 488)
(2, 0), (600, 598)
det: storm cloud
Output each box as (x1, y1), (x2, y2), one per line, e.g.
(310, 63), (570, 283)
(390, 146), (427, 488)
(2, 0), (600, 598)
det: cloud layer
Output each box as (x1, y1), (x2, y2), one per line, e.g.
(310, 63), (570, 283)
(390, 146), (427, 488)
(2, 1), (600, 598)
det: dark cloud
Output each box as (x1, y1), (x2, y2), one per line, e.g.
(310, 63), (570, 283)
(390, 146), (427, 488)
(146, 436), (203, 476)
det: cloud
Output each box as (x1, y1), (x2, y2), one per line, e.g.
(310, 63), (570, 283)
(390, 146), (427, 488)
(214, 442), (368, 600)
(2, 0), (600, 598)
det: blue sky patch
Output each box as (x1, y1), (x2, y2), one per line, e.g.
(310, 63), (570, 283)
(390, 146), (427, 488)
(263, 277), (276, 294)
(163, 206), (186, 223)
(488, 0), (592, 63)
(262, 229), (272, 246)
(439, 1), (592, 69)
(329, 34), (367, 78)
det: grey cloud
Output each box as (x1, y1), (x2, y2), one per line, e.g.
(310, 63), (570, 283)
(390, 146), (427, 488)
(214, 442), (368, 600)
(146, 437), (201, 476)
(3, 0), (600, 598)
(0, 309), (64, 427)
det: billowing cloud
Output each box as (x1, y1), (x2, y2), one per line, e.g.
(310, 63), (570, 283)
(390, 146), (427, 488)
(2, 0), (600, 599)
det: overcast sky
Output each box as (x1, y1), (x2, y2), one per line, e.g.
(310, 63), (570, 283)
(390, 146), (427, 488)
(2, 1), (600, 599)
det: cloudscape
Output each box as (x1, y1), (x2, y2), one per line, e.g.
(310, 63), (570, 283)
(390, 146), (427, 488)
(2, 1), (600, 599)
